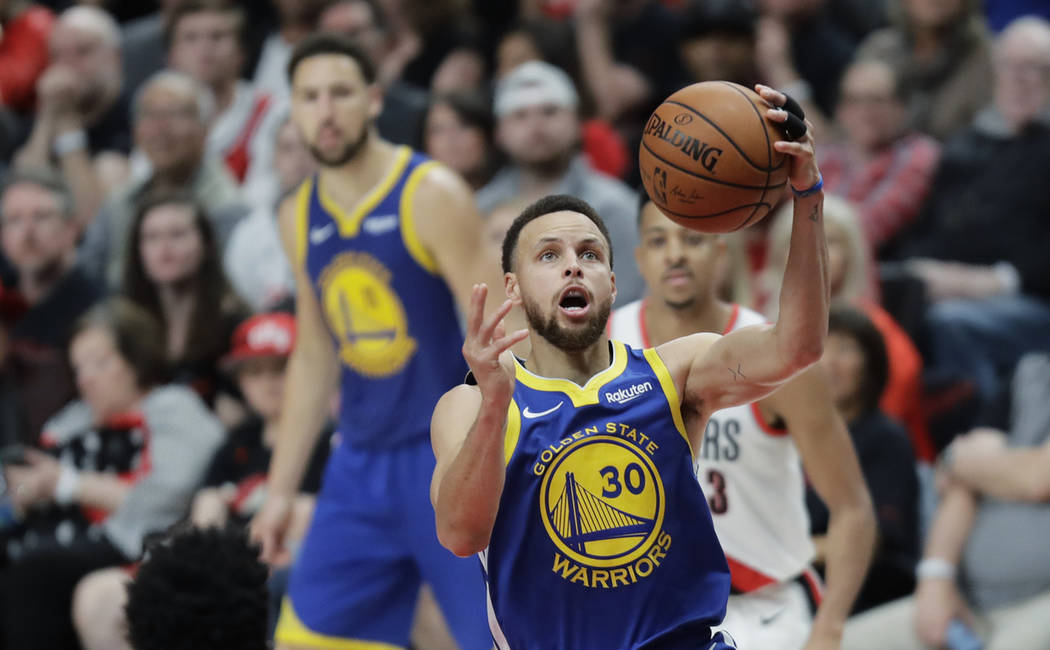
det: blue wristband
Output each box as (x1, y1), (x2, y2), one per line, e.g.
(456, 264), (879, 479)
(791, 173), (823, 197)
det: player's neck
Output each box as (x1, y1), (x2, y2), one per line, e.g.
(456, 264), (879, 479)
(643, 295), (734, 345)
(525, 335), (612, 387)
(318, 137), (398, 200)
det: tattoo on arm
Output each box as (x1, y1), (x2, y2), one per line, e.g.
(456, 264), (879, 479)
(808, 204), (821, 223)
(728, 363), (746, 381)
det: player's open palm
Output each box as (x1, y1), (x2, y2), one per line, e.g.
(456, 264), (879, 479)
(462, 284), (528, 407)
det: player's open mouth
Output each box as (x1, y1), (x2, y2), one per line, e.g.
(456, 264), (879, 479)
(558, 287), (591, 318)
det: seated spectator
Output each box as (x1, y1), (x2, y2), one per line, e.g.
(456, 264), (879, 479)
(224, 114), (315, 312)
(809, 304), (919, 614)
(125, 525), (269, 650)
(0, 0), (55, 114)
(764, 196), (934, 461)
(1, 168), (102, 446)
(478, 61), (643, 304)
(123, 194), (246, 407)
(492, 19), (630, 180)
(820, 58), (941, 254)
(855, 0), (993, 139)
(895, 16), (1050, 421)
(430, 43), (488, 95)
(15, 6), (133, 227)
(0, 297), (223, 650)
(753, 0), (859, 117)
(677, 0), (760, 90)
(80, 70), (248, 289)
(253, 0), (327, 100)
(318, 0), (428, 149)
(72, 312), (330, 650)
(842, 352), (1050, 650)
(423, 91), (500, 191)
(166, 0), (283, 189)
(121, 0), (186, 99)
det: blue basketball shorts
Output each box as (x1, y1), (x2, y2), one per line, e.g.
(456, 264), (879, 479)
(274, 436), (491, 649)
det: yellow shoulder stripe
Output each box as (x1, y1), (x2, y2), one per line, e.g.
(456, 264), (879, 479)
(399, 160), (441, 274)
(643, 347), (693, 455)
(294, 177), (313, 267)
(505, 399), (522, 466)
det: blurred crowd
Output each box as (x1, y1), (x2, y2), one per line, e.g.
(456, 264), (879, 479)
(0, 0), (1049, 648)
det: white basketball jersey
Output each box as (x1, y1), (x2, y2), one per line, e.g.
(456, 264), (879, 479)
(609, 300), (816, 592)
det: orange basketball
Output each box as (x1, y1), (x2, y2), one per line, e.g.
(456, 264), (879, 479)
(639, 81), (790, 233)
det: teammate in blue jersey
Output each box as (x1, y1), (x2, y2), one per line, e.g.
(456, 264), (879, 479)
(249, 34), (502, 649)
(430, 85), (830, 649)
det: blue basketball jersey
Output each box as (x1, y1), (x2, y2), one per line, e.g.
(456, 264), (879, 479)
(483, 340), (731, 649)
(295, 147), (467, 448)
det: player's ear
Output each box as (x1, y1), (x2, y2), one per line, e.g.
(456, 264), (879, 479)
(368, 83), (384, 120)
(505, 271), (522, 305)
(609, 270), (617, 305)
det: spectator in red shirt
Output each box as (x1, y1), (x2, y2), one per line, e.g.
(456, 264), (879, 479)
(0, 1), (55, 113)
(819, 58), (941, 254)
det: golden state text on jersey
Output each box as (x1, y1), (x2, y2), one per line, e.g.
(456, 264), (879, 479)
(296, 148), (467, 448)
(481, 341), (731, 650)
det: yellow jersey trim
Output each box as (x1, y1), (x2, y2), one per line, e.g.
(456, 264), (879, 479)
(294, 178), (313, 267)
(399, 160), (440, 274)
(505, 398), (521, 466)
(643, 347), (693, 455)
(318, 146), (412, 238)
(274, 598), (404, 649)
(513, 340), (628, 407)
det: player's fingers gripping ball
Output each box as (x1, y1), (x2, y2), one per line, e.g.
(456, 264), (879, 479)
(640, 81), (804, 233)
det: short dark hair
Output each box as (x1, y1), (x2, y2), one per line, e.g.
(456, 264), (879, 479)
(0, 167), (74, 220)
(126, 525), (268, 650)
(71, 297), (168, 390)
(287, 32), (377, 85)
(501, 194), (613, 273)
(164, 0), (246, 53)
(827, 303), (889, 416)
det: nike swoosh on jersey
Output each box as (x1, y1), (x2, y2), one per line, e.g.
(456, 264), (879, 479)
(522, 402), (563, 419)
(759, 607), (786, 626)
(309, 223), (335, 245)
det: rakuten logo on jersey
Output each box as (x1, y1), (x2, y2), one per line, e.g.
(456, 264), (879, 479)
(605, 381), (653, 405)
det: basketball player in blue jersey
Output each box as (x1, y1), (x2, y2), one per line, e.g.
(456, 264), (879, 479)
(431, 86), (831, 649)
(249, 35), (498, 649)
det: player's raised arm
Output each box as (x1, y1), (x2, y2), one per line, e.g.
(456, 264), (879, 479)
(250, 192), (339, 565)
(431, 285), (528, 557)
(662, 85), (829, 416)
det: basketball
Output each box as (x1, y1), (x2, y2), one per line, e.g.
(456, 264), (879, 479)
(639, 81), (791, 233)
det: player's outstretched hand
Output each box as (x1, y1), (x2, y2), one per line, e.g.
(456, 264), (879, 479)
(249, 491), (294, 567)
(755, 84), (820, 193)
(462, 284), (528, 408)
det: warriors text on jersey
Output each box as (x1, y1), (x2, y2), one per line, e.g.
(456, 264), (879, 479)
(482, 340), (730, 649)
(295, 147), (468, 448)
(609, 301), (818, 594)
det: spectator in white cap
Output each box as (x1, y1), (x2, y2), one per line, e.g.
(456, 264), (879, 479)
(477, 60), (643, 305)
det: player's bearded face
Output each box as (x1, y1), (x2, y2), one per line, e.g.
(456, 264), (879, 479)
(308, 119), (370, 167)
(522, 292), (612, 351)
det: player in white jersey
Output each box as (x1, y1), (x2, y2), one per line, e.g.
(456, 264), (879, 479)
(609, 198), (876, 650)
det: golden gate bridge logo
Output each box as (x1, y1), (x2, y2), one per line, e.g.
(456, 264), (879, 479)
(540, 436), (666, 568)
(548, 471), (655, 555)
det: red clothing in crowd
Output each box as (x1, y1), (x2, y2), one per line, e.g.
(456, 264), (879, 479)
(860, 300), (936, 463)
(820, 133), (941, 249)
(0, 6), (55, 113)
